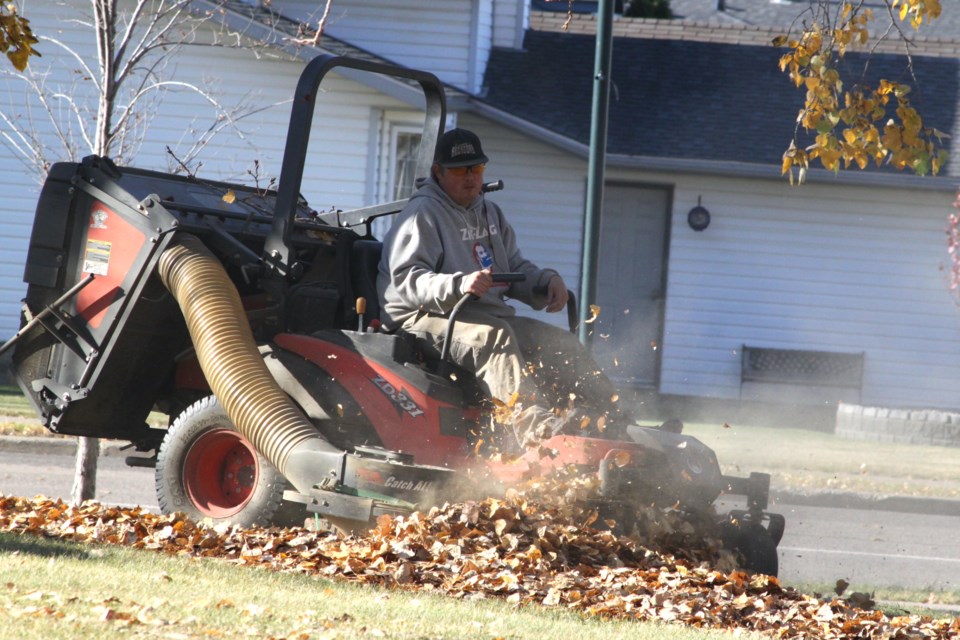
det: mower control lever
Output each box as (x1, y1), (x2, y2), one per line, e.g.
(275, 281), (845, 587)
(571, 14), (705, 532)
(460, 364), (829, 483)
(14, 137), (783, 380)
(438, 273), (526, 365)
(491, 272), (525, 284)
(439, 270), (582, 365)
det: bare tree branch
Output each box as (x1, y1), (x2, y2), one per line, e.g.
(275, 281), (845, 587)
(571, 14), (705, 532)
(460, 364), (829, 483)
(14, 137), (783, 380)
(113, 0), (195, 85)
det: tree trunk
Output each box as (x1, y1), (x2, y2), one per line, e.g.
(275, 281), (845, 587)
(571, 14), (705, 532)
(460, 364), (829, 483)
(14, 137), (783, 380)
(71, 436), (99, 504)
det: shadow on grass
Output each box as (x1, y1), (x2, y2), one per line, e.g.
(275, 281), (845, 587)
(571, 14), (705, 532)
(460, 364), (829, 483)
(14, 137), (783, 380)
(0, 531), (92, 560)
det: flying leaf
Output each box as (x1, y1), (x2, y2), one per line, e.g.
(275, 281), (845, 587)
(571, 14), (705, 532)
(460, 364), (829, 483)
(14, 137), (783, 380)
(613, 450), (631, 468)
(834, 578), (850, 596)
(585, 305), (600, 324)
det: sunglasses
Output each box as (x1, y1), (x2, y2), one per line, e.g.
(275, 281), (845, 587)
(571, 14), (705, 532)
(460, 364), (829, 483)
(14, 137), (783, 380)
(445, 163), (486, 177)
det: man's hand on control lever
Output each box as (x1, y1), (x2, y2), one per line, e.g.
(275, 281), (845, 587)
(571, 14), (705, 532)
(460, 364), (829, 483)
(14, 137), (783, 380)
(461, 269), (494, 297)
(461, 269), (567, 312)
(545, 274), (568, 313)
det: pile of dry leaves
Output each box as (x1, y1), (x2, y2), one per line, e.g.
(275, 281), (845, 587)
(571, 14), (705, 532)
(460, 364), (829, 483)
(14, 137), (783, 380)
(1, 478), (958, 638)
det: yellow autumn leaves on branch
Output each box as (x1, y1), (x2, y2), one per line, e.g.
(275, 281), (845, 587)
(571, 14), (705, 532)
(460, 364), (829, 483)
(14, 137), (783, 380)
(0, 3), (40, 71)
(895, 0), (942, 28)
(777, 0), (947, 183)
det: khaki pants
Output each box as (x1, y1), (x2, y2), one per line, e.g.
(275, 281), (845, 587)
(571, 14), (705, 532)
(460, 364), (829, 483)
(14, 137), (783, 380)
(401, 309), (625, 444)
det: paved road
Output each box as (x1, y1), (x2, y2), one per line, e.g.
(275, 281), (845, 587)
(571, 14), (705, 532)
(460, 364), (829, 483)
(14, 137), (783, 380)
(0, 450), (155, 510)
(2, 448), (959, 594)
(776, 502), (960, 592)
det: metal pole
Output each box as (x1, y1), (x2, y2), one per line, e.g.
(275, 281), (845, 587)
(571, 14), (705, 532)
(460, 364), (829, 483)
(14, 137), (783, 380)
(578, 0), (614, 344)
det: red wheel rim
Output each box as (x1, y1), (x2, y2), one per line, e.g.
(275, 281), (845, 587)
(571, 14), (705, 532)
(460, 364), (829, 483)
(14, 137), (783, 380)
(182, 429), (258, 518)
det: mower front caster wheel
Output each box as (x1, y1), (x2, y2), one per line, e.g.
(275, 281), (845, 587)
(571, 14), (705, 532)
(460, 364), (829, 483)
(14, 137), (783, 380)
(721, 518), (779, 577)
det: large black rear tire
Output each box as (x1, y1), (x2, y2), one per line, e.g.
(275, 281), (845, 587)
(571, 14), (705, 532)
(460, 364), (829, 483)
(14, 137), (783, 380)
(155, 396), (306, 528)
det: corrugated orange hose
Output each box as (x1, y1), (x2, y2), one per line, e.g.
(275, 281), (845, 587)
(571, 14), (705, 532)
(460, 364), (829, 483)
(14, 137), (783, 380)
(158, 234), (337, 490)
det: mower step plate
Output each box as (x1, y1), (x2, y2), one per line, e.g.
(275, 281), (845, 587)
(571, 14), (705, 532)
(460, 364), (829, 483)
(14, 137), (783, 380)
(284, 488), (375, 523)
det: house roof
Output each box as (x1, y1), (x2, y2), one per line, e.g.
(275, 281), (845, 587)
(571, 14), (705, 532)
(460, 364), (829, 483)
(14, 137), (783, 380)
(201, 0), (960, 187)
(480, 17), (959, 184)
(668, 0), (960, 42)
(528, 6), (960, 58)
(536, 0), (960, 45)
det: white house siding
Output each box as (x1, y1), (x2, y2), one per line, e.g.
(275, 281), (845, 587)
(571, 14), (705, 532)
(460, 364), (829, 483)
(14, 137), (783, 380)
(274, 0), (485, 93)
(474, 0), (494, 93)
(0, 191), (37, 337)
(0, 0), (101, 340)
(0, 1), (419, 340)
(654, 174), (960, 412)
(492, 0), (528, 49)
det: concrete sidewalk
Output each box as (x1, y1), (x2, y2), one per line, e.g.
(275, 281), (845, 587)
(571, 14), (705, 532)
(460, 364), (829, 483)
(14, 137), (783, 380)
(3, 435), (960, 516)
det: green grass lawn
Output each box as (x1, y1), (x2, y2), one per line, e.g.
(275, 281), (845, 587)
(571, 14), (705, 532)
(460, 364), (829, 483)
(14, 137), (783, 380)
(684, 421), (960, 499)
(0, 532), (763, 640)
(0, 386), (167, 437)
(0, 385), (48, 437)
(0, 385), (37, 417)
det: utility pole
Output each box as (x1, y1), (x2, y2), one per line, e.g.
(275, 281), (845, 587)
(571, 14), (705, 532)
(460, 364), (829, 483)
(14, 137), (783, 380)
(578, 0), (614, 344)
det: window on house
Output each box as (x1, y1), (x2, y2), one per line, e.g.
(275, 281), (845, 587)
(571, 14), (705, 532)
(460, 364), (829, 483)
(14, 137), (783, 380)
(391, 129), (421, 200)
(373, 118), (425, 238)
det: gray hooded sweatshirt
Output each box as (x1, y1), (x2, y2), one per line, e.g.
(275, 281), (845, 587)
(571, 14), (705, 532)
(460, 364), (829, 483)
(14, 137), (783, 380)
(377, 178), (558, 331)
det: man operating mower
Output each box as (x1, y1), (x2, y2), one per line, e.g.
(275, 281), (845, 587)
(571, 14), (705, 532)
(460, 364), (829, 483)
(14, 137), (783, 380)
(378, 128), (632, 447)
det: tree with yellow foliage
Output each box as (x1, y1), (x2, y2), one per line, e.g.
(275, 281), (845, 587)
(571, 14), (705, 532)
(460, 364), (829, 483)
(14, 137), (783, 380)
(777, 0), (947, 183)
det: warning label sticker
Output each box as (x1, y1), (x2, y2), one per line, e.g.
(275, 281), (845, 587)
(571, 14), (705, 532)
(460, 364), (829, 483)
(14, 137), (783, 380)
(83, 239), (111, 276)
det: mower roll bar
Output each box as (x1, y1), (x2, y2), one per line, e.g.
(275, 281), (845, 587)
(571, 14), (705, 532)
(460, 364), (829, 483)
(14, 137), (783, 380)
(266, 53), (447, 273)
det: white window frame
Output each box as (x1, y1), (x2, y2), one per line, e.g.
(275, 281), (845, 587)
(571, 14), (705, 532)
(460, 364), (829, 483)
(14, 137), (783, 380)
(373, 113), (425, 238)
(374, 112), (458, 238)
(389, 125), (422, 201)
(376, 112), (427, 203)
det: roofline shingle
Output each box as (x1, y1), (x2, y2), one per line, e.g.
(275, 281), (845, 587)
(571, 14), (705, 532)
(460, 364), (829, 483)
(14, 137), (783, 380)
(528, 10), (960, 58)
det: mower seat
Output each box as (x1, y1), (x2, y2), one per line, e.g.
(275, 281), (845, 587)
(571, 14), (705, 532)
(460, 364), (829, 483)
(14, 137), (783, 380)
(348, 239), (484, 402)
(350, 239), (383, 330)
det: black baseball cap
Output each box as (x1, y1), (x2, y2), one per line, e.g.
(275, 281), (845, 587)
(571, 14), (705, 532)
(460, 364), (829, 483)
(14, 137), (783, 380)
(434, 128), (489, 167)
